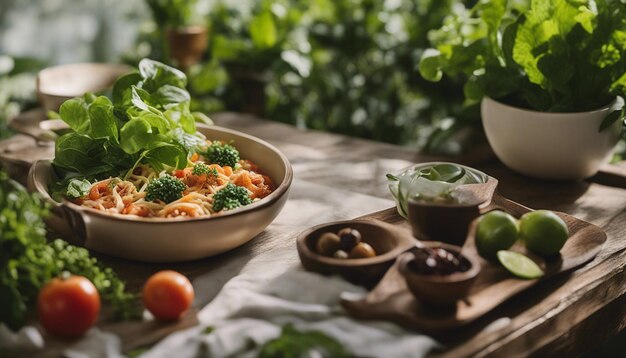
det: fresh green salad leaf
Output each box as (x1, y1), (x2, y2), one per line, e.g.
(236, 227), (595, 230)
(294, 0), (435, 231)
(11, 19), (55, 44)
(420, 0), (626, 116)
(52, 58), (206, 197)
(0, 172), (140, 330)
(259, 324), (351, 358)
(65, 178), (92, 199)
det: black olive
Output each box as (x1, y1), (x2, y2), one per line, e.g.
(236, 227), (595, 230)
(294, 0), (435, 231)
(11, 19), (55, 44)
(409, 247), (471, 276)
(337, 228), (362, 251)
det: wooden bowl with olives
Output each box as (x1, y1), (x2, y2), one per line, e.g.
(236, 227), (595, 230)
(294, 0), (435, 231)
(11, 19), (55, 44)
(297, 220), (415, 286)
(397, 242), (481, 307)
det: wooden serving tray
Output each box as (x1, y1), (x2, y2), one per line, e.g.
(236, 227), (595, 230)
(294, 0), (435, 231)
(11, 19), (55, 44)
(341, 192), (607, 333)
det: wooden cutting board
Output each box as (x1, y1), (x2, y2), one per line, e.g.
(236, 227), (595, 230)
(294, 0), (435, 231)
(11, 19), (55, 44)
(341, 193), (607, 333)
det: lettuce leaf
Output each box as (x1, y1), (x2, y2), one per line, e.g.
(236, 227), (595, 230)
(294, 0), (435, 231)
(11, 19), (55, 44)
(420, 0), (626, 115)
(52, 59), (205, 194)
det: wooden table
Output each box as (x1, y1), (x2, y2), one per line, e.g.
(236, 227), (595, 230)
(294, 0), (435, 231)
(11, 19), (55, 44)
(4, 111), (626, 357)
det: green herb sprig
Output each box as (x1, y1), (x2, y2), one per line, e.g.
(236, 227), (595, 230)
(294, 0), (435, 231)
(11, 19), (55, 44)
(0, 172), (140, 330)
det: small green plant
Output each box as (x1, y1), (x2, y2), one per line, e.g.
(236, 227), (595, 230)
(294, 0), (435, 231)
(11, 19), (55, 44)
(146, 175), (186, 203)
(212, 183), (252, 211)
(420, 0), (626, 120)
(146, 0), (200, 28)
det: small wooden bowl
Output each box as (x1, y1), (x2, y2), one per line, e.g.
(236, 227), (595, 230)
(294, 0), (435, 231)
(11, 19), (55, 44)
(297, 220), (415, 286)
(407, 177), (498, 246)
(397, 243), (481, 307)
(37, 63), (131, 112)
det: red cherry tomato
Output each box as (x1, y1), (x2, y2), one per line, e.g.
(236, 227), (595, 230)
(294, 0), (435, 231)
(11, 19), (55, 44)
(37, 274), (101, 337)
(143, 270), (194, 321)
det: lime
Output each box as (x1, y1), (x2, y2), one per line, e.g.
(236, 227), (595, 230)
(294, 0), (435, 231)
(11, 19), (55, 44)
(497, 250), (544, 279)
(519, 210), (569, 257)
(475, 210), (518, 260)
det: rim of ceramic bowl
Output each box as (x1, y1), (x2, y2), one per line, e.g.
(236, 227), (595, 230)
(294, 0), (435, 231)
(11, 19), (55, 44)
(397, 244), (481, 283)
(483, 96), (623, 116)
(394, 162), (493, 209)
(407, 176), (498, 209)
(37, 63), (132, 96)
(32, 125), (293, 224)
(297, 220), (412, 266)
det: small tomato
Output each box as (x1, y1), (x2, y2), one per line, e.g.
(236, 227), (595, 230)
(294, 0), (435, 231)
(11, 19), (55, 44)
(143, 270), (194, 321)
(37, 274), (101, 337)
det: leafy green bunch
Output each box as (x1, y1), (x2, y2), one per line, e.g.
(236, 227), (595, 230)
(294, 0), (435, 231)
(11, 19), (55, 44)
(52, 59), (206, 196)
(420, 0), (626, 115)
(0, 172), (140, 330)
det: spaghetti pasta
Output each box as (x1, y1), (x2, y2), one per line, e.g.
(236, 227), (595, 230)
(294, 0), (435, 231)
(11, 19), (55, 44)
(71, 142), (274, 219)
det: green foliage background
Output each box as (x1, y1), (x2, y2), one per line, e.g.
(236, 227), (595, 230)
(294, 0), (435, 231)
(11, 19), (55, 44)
(126, 0), (479, 154)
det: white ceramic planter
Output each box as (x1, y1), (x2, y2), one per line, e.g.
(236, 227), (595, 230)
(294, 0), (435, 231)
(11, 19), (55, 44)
(481, 97), (624, 180)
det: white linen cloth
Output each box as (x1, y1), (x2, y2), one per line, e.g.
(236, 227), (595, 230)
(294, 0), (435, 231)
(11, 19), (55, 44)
(141, 252), (439, 358)
(0, 178), (440, 357)
(140, 180), (440, 357)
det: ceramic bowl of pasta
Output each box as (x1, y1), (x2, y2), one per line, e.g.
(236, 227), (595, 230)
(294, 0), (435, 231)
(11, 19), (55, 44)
(28, 125), (292, 262)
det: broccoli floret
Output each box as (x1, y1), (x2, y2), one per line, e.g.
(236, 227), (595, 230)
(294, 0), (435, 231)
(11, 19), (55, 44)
(192, 162), (218, 177)
(212, 183), (252, 212)
(146, 175), (185, 203)
(206, 142), (240, 167)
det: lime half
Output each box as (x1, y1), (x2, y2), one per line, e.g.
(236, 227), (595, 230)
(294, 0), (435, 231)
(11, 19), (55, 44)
(497, 250), (544, 279)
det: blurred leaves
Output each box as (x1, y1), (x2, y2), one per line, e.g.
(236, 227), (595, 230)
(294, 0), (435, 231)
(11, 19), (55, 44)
(146, 0), (199, 28)
(179, 0), (473, 152)
(250, 11), (278, 49)
(0, 55), (42, 140)
(128, 0), (486, 153)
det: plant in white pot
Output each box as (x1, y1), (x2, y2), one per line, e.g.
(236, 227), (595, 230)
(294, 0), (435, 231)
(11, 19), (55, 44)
(419, 0), (626, 180)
